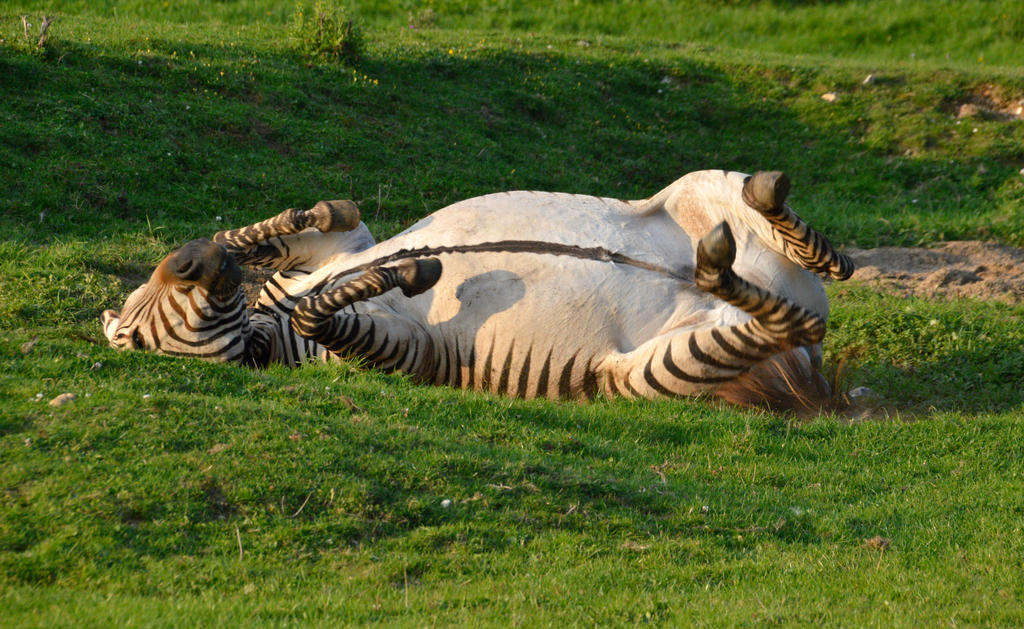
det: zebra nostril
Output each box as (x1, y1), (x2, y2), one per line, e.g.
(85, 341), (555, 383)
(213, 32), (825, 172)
(175, 258), (203, 281)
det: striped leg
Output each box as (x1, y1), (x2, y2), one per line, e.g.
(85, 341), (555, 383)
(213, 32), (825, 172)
(742, 171), (854, 280)
(290, 258), (442, 370)
(599, 221), (825, 400)
(695, 221), (825, 347)
(212, 200), (363, 270)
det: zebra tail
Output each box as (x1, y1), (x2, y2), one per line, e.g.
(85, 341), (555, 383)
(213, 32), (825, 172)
(713, 349), (847, 417)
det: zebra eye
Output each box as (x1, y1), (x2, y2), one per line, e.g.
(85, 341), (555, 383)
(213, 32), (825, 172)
(132, 329), (146, 349)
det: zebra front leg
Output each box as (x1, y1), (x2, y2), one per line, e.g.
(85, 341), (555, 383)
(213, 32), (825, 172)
(213, 200), (363, 270)
(289, 258), (442, 370)
(600, 221), (826, 400)
(742, 171), (854, 280)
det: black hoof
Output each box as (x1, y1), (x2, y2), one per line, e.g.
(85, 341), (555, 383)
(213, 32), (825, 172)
(396, 257), (442, 297)
(742, 171), (790, 212)
(309, 200), (361, 232)
(698, 221), (737, 270)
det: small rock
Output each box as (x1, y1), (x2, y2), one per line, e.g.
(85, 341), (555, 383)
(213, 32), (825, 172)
(957, 103), (979, 118)
(49, 393), (76, 407)
(821, 92), (838, 103)
(848, 386), (876, 400)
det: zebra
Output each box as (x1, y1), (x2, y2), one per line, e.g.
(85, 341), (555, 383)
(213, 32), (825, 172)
(101, 170), (854, 413)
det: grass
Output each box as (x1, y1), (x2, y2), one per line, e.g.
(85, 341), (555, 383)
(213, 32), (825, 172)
(2, 1), (1024, 625)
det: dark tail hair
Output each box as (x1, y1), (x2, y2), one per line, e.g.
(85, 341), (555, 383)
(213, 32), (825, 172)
(713, 348), (844, 416)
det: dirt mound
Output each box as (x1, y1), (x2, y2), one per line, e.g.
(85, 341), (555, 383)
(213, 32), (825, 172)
(846, 241), (1024, 304)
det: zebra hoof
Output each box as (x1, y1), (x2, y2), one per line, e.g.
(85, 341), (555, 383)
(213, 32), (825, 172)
(697, 221), (736, 270)
(308, 200), (361, 233)
(396, 257), (442, 297)
(742, 171), (790, 213)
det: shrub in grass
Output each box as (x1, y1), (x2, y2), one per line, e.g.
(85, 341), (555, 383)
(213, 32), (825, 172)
(290, 0), (364, 64)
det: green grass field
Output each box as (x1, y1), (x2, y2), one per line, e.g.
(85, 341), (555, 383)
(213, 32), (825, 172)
(2, 1), (1024, 625)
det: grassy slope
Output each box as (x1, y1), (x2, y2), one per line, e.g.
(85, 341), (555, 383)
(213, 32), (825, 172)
(2, 1), (1024, 625)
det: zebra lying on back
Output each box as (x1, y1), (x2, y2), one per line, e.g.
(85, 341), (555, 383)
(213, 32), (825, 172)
(102, 170), (854, 413)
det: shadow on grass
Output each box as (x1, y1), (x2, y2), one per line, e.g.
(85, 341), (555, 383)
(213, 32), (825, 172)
(827, 288), (1024, 415)
(846, 349), (1024, 416)
(1, 34), (1019, 246)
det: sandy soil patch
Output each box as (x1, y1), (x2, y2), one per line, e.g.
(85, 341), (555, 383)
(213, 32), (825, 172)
(845, 241), (1024, 304)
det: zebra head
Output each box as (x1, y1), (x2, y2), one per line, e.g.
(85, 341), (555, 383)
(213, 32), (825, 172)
(101, 238), (252, 362)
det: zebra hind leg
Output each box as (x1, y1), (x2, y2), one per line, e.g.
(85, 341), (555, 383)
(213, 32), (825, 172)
(598, 222), (831, 411)
(741, 171), (854, 280)
(695, 220), (825, 349)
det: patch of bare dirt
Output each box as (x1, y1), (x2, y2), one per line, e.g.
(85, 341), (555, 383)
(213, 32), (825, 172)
(846, 241), (1024, 304)
(956, 83), (1024, 121)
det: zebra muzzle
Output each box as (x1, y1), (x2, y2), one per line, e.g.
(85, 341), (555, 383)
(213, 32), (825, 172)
(168, 238), (242, 298)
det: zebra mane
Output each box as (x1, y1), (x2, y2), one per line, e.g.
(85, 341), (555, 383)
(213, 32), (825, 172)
(713, 348), (842, 416)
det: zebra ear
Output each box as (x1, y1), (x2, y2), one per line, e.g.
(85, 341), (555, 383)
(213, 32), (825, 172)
(101, 309), (121, 342)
